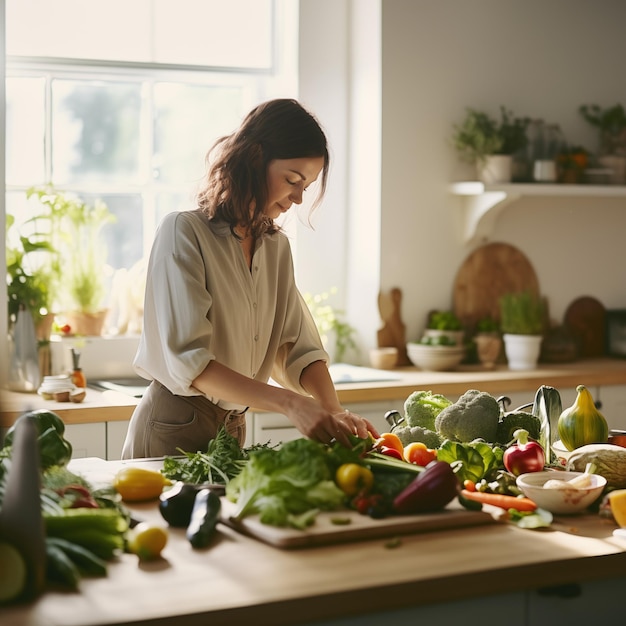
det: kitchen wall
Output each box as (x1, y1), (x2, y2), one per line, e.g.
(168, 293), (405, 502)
(377, 0), (626, 345)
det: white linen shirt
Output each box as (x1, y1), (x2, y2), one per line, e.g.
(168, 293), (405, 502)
(133, 209), (329, 411)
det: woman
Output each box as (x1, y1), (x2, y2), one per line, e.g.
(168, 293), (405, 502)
(122, 99), (378, 459)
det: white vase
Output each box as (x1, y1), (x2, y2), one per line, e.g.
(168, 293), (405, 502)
(502, 333), (542, 371)
(477, 154), (513, 184)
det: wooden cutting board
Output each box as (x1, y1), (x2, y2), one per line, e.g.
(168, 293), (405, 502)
(377, 287), (411, 365)
(220, 498), (495, 549)
(564, 296), (606, 357)
(453, 242), (540, 331)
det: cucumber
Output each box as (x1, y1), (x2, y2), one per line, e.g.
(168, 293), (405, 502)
(45, 542), (81, 589)
(46, 537), (108, 577)
(186, 489), (221, 549)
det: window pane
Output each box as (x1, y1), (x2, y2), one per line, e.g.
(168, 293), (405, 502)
(91, 194), (144, 272)
(153, 82), (245, 185)
(6, 77), (46, 186)
(51, 80), (144, 185)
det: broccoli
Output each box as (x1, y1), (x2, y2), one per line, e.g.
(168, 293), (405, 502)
(403, 390), (453, 431)
(394, 425), (443, 450)
(434, 389), (500, 443)
(495, 411), (541, 445)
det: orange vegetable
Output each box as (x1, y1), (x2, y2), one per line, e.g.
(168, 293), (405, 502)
(460, 489), (537, 512)
(463, 479), (477, 492)
(403, 442), (437, 467)
(374, 432), (404, 455)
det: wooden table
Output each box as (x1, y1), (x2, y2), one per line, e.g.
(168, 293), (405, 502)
(3, 358), (626, 429)
(2, 457), (626, 626)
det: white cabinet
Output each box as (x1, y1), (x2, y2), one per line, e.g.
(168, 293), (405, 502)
(65, 423), (106, 459)
(106, 420), (130, 460)
(528, 577), (626, 625)
(596, 384), (626, 430)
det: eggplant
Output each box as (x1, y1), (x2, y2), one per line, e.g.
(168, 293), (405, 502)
(392, 460), (459, 515)
(158, 482), (202, 528)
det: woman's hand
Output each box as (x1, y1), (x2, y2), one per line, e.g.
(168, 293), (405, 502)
(285, 395), (379, 447)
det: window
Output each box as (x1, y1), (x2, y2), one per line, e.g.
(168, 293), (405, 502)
(5, 0), (297, 324)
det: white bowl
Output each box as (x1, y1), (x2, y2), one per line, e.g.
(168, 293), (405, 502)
(423, 329), (464, 347)
(552, 440), (575, 467)
(516, 470), (607, 515)
(406, 342), (465, 371)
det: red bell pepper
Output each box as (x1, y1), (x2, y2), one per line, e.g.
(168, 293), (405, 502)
(503, 428), (545, 476)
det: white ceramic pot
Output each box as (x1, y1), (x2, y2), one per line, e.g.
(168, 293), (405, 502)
(477, 154), (513, 184)
(502, 333), (542, 371)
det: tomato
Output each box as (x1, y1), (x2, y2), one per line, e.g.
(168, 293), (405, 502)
(335, 463), (374, 497)
(403, 442), (437, 467)
(374, 432), (404, 455)
(379, 446), (404, 460)
(127, 522), (168, 561)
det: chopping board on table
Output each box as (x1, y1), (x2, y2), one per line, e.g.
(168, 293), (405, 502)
(377, 287), (411, 365)
(220, 498), (495, 549)
(453, 242), (540, 331)
(564, 296), (606, 357)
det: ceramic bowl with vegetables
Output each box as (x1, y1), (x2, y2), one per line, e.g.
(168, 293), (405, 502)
(516, 470), (606, 515)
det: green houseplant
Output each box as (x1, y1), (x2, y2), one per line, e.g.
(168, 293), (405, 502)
(453, 106), (529, 183)
(5, 208), (62, 346)
(499, 291), (546, 371)
(26, 185), (116, 335)
(579, 103), (626, 184)
(304, 289), (358, 363)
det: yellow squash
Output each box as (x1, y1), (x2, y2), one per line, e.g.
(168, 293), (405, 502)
(557, 385), (608, 451)
(113, 467), (171, 502)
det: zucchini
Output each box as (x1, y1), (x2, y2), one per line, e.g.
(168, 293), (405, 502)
(186, 489), (221, 549)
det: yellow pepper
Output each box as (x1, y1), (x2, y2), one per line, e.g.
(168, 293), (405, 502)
(335, 463), (374, 497)
(112, 467), (171, 502)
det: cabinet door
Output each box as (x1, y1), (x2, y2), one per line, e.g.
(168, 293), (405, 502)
(528, 577), (626, 625)
(596, 384), (626, 430)
(65, 423), (106, 459)
(106, 420), (130, 460)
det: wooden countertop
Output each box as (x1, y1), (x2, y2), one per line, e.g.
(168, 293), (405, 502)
(2, 456), (626, 626)
(2, 358), (626, 428)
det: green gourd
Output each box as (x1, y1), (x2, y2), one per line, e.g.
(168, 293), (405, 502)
(557, 385), (609, 451)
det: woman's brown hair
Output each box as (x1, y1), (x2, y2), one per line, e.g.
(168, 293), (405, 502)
(197, 99), (329, 239)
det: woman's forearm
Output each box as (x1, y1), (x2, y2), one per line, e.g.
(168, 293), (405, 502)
(299, 360), (342, 413)
(191, 360), (300, 414)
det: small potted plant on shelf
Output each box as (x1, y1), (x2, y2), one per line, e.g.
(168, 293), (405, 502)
(473, 316), (502, 369)
(579, 103), (626, 184)
(452, 106), (529, 184)
(26, 185), (116, 336)
(499, 291), (547, 371)
(423, 310), (464, 347)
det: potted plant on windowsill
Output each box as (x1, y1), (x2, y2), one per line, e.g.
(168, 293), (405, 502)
(499, 291), (547, 371)
(27, 185), (116, 337)
(453, 106), (529, 184)
(579, 103), (626, 184)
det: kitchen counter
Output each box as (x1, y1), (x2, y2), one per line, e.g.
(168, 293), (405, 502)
(2, 358), (626, 429)
(2, 456), (626, 626)
(2, 357), (626, 430)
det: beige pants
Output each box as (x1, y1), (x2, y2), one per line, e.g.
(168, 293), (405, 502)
(121, 381), (247, 459)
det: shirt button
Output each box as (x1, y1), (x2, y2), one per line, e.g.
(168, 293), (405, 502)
(254, 335), (259, 341)
(253, 302), (257, 308)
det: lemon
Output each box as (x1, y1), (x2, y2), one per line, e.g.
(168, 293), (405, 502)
(0, 542), (27, 602)
(608, 489), (626, 528)
(127, 522), (168, 561)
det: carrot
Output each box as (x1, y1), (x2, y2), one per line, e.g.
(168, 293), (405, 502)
(463, 480), (476, 492)
(460, 489), (537, 512)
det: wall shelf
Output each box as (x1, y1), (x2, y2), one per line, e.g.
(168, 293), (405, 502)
(450, 181), (626, 244)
